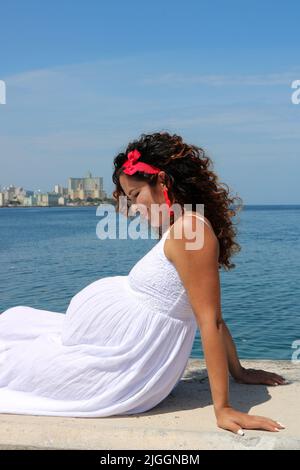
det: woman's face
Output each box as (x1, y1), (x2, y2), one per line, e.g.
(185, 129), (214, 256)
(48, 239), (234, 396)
(119, 172), (170, 227)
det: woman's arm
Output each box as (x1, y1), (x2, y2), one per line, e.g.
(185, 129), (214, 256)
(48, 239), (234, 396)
(222, 320), (287, 385)
(167, 214), (285, 434)
(221, 320), (244, 380)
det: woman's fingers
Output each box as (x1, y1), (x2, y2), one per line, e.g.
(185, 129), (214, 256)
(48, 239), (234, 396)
(216, 408), (286, 436)
(263, 371), (286, 383)
(271, 373), (288, 384)
(255, 370), (288, 385)
(265, 377), (281, 386)
(270, 373), (287, 383)
(240, 414), (285, 432)
(228, 422), (245, 435)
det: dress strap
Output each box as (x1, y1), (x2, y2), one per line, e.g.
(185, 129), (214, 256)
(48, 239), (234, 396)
(161, 211), (211, 239)
(183, 211), (212, 228)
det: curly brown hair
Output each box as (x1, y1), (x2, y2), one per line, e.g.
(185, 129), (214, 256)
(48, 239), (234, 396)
(112, 131), (244, 271)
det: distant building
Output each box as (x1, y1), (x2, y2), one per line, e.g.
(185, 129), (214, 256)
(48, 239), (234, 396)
(37, 192), (60, 206)
(0, 185), (25, 204)
(68, 171), (106, 200)
(0, 192), (4, 206)
(23, 195), (37, 206)
(54, 184), (69, 196)
(14, 187), (29, 204)
(3, 185), (16, 203)
(54, 184), (63, 194)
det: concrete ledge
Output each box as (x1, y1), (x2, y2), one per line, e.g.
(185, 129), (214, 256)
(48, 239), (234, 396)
(0, 359), (299, 450)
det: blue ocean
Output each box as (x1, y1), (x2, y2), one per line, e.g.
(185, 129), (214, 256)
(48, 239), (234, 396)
(0, 205), (299, 360)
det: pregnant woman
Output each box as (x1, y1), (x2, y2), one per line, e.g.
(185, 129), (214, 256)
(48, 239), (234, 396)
(0, 131), (286, 435)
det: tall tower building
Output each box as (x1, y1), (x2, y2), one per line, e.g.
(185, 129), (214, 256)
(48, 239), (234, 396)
(68, 171), (106, 200)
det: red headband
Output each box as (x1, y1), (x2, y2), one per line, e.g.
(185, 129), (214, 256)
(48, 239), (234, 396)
(122, 149), (174, 216)
(121, 149), (161, 175)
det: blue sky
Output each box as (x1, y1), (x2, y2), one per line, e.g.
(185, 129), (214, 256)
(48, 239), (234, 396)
(0, 0), (299, 203)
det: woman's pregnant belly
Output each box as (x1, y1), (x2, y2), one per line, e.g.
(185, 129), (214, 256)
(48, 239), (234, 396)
(61, 275), (150, 348)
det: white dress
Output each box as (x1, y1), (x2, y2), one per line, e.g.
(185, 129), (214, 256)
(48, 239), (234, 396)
(0, 212), (209, 417)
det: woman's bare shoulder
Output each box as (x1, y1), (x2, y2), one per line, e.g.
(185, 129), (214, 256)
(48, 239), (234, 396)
(164, 211), (218, 262)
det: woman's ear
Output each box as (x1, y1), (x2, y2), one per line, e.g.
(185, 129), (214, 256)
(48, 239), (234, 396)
(158, 171), (167, 187)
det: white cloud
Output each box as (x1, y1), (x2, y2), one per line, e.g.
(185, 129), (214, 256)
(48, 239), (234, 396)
(141, 71), (300, 87)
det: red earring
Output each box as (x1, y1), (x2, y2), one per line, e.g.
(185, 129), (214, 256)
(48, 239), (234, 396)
(163, 187), (174, 217)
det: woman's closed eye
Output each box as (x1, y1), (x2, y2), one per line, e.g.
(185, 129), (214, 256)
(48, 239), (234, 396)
(131, 192), (139, 201)
(126, 192), (139, 207)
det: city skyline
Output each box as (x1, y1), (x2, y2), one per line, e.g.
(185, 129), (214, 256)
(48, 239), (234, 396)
(0, 171), (111, 197)
(0, 170), (110, 207)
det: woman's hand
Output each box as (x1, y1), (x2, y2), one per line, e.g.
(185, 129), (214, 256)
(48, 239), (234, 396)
(234, 367), (288, 386)
(216, 406), (286, 435)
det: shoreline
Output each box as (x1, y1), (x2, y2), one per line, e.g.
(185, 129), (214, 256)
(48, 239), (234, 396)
(1, 203), (300, 209)
(0, 203), (116, 209)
